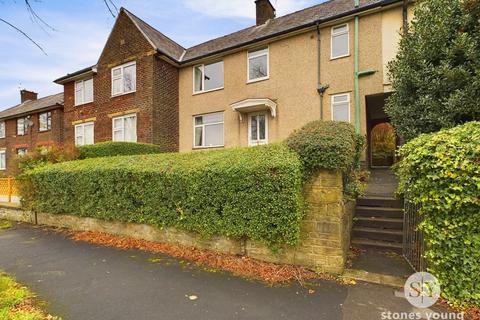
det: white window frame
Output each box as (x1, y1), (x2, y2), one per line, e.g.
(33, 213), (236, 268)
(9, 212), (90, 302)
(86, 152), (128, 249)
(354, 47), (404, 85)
(112, 114), (137, 142)
(247, 47), (270, 83)
(193, 112), (225, 149)
(248, 112), (269, 146)
(74, 78), (94, 106)
(74, 122), (95, 146)
(38, 111), (52, 132)
(17, 117), (28, 136)
(0, 149), (6, 170)
(331, 24), (350, 60)
(331, 93), (351, 123)
(111, 61), (136, 97)
(0, 121), (5, 139)
(193, 61), (224, 94)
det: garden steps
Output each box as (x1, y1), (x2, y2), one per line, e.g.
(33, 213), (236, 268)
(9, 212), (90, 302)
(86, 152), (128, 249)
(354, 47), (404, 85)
(352, 196), (404, 252)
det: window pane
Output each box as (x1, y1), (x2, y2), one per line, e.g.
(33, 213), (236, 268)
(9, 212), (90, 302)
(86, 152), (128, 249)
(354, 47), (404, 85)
(0, 122), (5, 137)
(248, 48), (268, 58)
(250, 116), (258, 140)
(333, 95), (349, 103)
(195, 116), (203, 125)
(203, 113), (223, 124)
(194, 66), (203, 92)
(113, 130), (123, 141)
(123, 64), (136, 92)
(204, 123), (223, 146)
(259, 115), (266, 140)
(113, 118), (123, 130)
(194, 127), (203, 147)
(0, 152), (5, 169)
(39, 113), (47, 131)
(112, 68), (121, 77)
(113, 78), (122, 95)
(333, 25), (348, 34)
(124, 116), (137, 142)
(84, 79), (93, 102)
(204, 62), (224, 91)
(84, 124), (94, 145)
(17, 119), (24, 135)
(332, 33), (349, 58)
(75, 82), (84, 105)
(249, 55), (268, 80)
(333, 102), (349, 122)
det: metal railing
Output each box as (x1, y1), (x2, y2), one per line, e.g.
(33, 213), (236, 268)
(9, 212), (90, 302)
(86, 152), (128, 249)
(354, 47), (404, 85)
(0, 177), (20, 203)
(403, 195), (427, 272)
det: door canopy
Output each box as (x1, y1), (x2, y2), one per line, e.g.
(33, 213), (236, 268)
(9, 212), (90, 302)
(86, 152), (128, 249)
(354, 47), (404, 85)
(230, 98), (277, 121)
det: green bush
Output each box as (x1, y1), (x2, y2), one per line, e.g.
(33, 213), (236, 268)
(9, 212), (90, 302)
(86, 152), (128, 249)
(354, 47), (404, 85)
(79, 142), (163, 159)
(285, 121), (365, 197)
(23, 144), (304, 247)
(396, 122), (480, 307)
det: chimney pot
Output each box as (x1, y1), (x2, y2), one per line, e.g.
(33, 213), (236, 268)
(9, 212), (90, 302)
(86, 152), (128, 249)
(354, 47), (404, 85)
(20, 90), (38, 103)
(255, 0), (276, 26)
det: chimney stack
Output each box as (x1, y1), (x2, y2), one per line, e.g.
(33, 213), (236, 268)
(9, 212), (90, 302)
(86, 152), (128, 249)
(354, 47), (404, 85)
(255, 0), (276, 26)
(20, 89), (38, 103)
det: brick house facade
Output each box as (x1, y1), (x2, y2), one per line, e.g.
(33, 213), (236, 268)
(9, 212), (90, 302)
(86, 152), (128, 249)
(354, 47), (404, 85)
(0, 91), (64, 175)
(55, 10), (179, 151)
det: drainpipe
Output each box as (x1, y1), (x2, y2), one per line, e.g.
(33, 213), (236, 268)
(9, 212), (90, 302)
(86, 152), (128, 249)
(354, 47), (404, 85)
(354, 0), (361, 133)
(402, 0), (409, 33)
(316, 22), (329, 120)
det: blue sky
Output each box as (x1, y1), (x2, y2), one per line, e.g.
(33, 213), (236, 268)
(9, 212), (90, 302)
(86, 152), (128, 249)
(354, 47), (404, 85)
(0, 0), (322, 109)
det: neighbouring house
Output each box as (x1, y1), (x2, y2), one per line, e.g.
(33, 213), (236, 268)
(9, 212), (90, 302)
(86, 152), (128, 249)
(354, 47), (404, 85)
(0, 90), (64, 175)
(50, 0), (412, 166)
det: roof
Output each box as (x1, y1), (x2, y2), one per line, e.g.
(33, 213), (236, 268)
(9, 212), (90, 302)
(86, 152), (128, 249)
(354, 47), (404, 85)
(54, 65), (96, 84)
(0, 93), (64, 120)
(123, 9), (185, 61)
(57, 0), (401, 80)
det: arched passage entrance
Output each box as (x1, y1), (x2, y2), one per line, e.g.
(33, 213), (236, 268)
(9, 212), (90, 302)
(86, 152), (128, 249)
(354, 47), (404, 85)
(370, 122), (396, 167)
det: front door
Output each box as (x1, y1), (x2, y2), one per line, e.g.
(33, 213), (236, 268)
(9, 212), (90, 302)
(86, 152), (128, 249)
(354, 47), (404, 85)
(248, 113), (268, 146)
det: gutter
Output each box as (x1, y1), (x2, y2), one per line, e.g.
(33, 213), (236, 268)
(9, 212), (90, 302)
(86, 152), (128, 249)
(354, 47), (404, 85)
(0, 103), (64, 122)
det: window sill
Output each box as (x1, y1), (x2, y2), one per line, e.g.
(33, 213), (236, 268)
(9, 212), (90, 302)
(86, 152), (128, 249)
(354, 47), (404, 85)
(330, 54), (350, 61)
(75, 101), (94, 107)
(247, 76), (269, 84)
(38, 129), (51, 133)
(111, 91), (136, 98)
(192, 145), (224, 150)
(193, 87), (224, 96)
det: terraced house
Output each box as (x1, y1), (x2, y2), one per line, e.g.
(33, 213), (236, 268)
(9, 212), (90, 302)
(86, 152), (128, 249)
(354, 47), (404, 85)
(0, 90), (64, 175)
(51, 0), (411, 166)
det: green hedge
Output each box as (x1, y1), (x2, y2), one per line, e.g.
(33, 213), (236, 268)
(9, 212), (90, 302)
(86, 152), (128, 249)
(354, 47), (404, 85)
(396, 122), (480, 307)
(23, 144), (304, 247)
(78, 142), (163, 159)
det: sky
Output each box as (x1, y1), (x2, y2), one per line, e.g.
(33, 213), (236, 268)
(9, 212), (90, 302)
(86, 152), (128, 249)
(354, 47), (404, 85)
(0, 0), (323, 110)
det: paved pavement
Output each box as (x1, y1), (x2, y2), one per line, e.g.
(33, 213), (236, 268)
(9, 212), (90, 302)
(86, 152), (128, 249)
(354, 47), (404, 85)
(0, 223), (441, 320)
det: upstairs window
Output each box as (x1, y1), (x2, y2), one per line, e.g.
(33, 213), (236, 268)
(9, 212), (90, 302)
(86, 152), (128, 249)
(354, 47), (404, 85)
(331, 94), (350, 122)
(248, 48), (269, 82)
(17, 117), (28, 136)
(0, 122), (5, 138)
(75, 78), (93, 106)
(75, 122), (94, 146)
(193, 112), (224, 148)
(193, 61), (224, 94)
(0, 149), (5, 170)
(331, 24), (349, 59)
(39, 112), (52, 132)
(112, 61), (136, 96)
(112, 114), (137, 142)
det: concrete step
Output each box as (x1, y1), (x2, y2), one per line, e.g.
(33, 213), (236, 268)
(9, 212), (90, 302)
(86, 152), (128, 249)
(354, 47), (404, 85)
(354, 216), (403, 230)
(355, 206), (404, 218)
(357, 197), (402, 208)
(353, 227), (403, 243)
(352, 238), (403, 253)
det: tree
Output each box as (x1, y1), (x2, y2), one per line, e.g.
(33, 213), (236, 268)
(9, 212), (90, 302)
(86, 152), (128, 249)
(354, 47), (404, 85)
(385, 0), (480, 141)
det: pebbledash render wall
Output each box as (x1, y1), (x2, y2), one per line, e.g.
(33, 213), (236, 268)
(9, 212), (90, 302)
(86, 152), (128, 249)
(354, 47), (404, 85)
(61, 11), (179, 151)
(178, 4), (407, 151)
(0, 171), (354, 274)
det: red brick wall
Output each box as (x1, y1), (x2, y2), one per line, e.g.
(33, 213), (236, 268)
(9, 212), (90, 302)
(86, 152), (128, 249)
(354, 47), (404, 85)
(63, 11), (179, 151)
(0, 108), (63, 176)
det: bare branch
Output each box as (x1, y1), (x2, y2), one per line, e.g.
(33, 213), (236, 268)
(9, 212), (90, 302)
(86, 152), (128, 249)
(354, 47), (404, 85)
(0, 17), (47, 55)
(24, 0), (57, 32)
(103, 0), (117, 18)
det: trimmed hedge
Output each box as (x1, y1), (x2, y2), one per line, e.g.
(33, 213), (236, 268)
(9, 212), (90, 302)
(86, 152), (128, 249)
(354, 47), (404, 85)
(396, 122), (480, 307)
(285, 121), (364, 175)
(23, 144), (304, 247)
(78, 142), (163, 159)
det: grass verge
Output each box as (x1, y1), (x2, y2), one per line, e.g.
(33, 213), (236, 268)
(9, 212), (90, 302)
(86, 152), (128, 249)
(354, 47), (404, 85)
(0, 220), (12, 230)
(0, 271), (58, 320)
